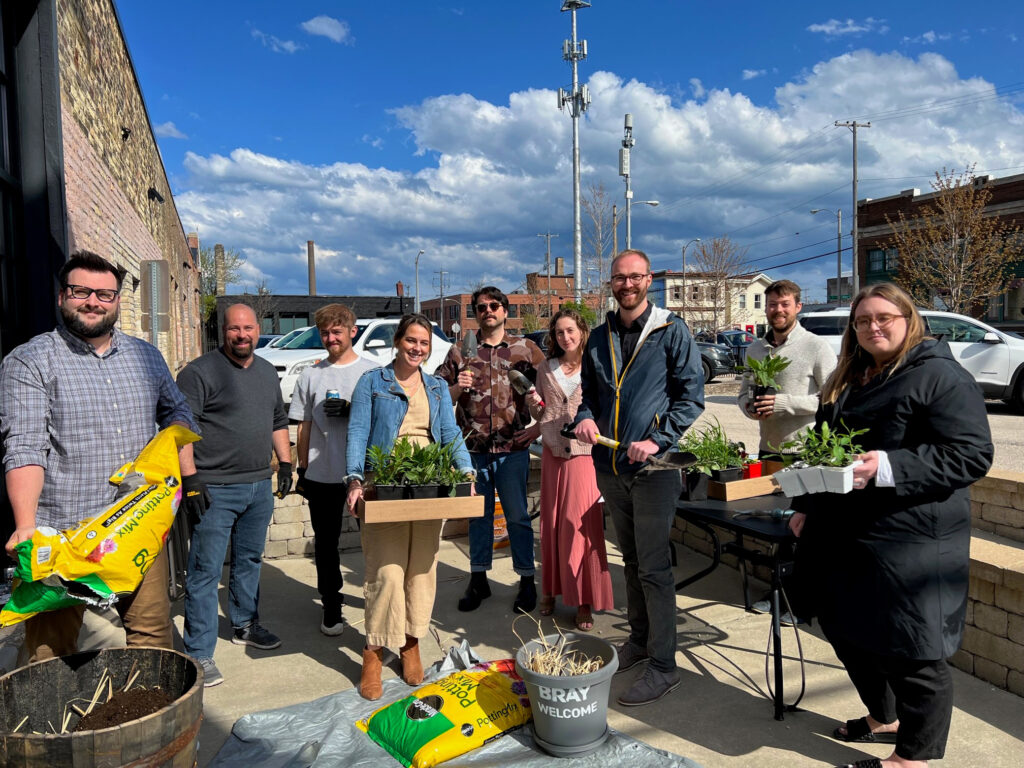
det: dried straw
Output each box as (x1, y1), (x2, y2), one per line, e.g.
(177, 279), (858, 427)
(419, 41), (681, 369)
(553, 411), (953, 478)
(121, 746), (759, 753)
(512, 613), (603, 676)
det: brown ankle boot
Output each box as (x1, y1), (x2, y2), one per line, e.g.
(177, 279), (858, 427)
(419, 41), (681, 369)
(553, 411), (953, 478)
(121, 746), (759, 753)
(360, 646), (383, 700)
(400, 636), (423, 686)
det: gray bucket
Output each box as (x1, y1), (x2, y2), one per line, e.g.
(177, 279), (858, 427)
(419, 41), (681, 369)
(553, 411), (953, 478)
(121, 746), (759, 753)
(515, 632), (618, 757)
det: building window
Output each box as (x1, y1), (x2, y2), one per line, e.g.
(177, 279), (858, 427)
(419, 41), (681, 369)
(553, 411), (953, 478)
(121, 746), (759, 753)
(278, 313), (309, 333)
(672, 286), (682, 300)
(754, 293), (761, 309)
(507, 304), (518, 318)
(738, 294), (747, 309)
(868, 248), (898, 272)
(690, 286), (699, 301)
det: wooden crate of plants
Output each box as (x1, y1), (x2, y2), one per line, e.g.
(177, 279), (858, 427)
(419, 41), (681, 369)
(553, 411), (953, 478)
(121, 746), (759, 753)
(707, 474), (780, 501)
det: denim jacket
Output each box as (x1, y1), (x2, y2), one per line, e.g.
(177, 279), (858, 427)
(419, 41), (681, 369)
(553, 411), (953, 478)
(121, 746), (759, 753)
(345, 363), (473, 482)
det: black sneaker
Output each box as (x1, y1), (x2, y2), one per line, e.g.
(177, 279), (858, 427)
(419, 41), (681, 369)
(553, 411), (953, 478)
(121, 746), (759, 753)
(457, 573), (491, 612)
(321, 605), (345, 637)
(232, 622), (281, 649)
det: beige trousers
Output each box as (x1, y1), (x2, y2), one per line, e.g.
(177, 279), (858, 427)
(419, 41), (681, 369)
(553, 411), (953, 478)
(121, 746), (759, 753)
(361, 519), (443, 649)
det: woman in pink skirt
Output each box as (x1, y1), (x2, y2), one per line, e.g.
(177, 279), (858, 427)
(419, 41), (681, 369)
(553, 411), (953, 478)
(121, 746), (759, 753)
(526, 309), (614, 630)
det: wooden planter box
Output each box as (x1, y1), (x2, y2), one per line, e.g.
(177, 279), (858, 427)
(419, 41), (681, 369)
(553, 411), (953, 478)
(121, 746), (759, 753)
(356, 495), (485, 523)
(708, 474), (781, 501)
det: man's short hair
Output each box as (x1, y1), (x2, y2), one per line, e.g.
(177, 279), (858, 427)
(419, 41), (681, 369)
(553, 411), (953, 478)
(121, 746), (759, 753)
(314, 303), (356, 331)
(765, 279), (801, 304)
(471, 286), (509, 312)
(58, 250), (124, 291)
(611, 249), (651, 273)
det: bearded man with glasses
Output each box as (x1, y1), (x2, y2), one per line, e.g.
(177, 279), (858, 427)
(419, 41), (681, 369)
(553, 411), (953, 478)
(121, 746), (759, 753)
(0, 251), (198, 661)
(437, 286), (545, 615)
(573, 249), (705, 707)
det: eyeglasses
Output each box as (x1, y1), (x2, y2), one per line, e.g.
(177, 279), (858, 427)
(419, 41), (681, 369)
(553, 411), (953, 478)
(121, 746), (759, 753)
(475, 301), (503, 313)
(853, 313), (906, 332)
(610, 273), (649, 285)
(65, 284), (120, 303)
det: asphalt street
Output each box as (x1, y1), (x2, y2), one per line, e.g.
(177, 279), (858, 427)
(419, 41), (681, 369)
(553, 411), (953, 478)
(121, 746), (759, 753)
(700, 376), (1024, 472)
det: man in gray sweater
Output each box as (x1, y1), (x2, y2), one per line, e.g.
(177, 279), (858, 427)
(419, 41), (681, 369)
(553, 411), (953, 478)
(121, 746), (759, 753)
(177, 304), (293, 687)
(737, 280), (837, 457)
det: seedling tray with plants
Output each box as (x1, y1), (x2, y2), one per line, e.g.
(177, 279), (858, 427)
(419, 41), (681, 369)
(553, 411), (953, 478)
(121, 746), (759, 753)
(772, 421), (868, 497)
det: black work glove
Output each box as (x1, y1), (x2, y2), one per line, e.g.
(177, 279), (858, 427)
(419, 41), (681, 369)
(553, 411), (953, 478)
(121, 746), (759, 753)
(294, 466), (308, 498)
(323, 398), (351, 418)
(276, 462), (294, 499)
(182, 474), (210, 525)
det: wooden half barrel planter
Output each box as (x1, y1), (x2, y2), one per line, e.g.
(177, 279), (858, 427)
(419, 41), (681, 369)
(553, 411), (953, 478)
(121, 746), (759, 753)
(0, 647), (202, 768)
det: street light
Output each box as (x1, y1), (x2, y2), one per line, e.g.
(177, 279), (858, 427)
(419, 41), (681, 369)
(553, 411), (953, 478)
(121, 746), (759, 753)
(414, 249), (425, 314)
(680, 238), (701, 322)
(626, 200), (659, 250)
(811, 209), (843, 305)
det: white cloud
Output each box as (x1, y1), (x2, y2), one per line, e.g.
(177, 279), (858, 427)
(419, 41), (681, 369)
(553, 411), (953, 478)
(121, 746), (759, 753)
(175, 50), (1024, 298)
(251, 29), (301, 54)
(362, 135), (384, 149)
(300, 15), (352, 45)
(807, 18), (886, 37)
(689, 78), (705, 99)
(154, 121), (187, 139)
(742, 69), (766, 81)
(902, 30), (953, 45)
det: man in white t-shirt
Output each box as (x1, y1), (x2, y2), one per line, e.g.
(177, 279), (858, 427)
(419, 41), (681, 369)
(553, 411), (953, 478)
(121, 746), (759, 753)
(289, 304), (377, 635)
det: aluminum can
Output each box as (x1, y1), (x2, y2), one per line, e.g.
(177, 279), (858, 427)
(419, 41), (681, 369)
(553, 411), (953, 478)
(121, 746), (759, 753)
(325, 389), (341, 400)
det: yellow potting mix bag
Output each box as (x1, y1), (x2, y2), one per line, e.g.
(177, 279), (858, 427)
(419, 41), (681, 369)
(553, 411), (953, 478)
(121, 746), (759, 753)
(0, 425), (199, 626)
(356, 658), (532, 768)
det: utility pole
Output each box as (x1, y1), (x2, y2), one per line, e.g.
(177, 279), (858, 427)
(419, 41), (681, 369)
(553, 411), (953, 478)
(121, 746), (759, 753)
(433, 270), (449, 336)
(620, 114), (635, 249)
(836, 120), (870, 295)
(611, 203), (618, 257)
(537, 232), (559, 319)
(558, 1), (591, 302)
(414, 249), (425, 314)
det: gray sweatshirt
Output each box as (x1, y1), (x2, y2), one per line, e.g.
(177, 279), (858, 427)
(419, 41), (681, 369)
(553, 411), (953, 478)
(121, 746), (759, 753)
(737, 322), (837, 454)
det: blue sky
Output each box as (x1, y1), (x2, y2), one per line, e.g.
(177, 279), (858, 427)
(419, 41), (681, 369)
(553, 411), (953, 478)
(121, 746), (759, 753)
(118, 1), (1024, 302)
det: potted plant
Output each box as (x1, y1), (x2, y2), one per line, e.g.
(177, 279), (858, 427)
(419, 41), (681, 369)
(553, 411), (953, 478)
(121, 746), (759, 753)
(743, 354), (791, 412)
(368, 439), (472, 499)
(366, 443), (409, 500)
(773, 421), (867, 496)
(742, 456), (763, 479)
(679, 419), (746, 498)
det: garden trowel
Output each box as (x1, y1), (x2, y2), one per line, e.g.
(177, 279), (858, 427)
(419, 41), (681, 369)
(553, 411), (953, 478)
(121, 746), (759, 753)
(508, 369), (544, 407)
(559, 424), (697, 470)
(460, 333), (478, 394)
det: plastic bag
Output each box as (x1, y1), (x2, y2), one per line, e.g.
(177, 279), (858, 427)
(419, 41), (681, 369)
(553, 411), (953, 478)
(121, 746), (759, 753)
(0, 425), (199, 626)
(356, 658), (531, 768)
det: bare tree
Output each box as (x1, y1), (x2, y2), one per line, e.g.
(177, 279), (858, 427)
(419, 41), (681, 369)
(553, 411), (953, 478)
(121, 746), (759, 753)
(199, 245), (244, 322)
(241, 280), (275, 329)
(688, 236), (750, 331)
(886, 167), (1023, 315)
(582, 182), (614, 307)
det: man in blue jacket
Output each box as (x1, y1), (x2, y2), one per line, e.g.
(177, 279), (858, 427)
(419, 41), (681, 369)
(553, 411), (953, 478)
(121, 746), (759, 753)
(575, 249), (704, 707)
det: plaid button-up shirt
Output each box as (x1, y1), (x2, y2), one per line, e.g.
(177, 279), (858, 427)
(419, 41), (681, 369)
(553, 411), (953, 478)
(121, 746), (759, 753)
(0, 326), (196, 529)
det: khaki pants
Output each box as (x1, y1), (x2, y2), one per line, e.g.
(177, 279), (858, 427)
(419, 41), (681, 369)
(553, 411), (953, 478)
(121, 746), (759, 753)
(361, 519), (442, 649)
(24, 548), (173, 662)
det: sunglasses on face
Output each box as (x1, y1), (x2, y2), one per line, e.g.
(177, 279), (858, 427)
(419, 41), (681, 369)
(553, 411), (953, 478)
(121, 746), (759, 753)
(475, 301), (503, 313)
(65, 285), (120, 303)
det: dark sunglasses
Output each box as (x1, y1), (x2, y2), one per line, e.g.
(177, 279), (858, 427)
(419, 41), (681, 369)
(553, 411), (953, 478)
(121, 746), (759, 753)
(475, 301), (503, 313)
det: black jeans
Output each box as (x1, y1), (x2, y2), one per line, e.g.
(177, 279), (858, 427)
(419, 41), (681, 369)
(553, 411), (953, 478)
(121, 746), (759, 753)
(303, 479), (347, 610)
(828, 635), (954, 760)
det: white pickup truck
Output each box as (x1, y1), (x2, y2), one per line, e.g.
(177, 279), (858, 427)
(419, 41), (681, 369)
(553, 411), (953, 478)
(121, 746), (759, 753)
(799, 307), (1024, 408)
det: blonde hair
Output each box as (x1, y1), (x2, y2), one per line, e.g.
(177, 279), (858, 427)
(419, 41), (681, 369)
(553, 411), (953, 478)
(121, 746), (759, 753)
(820, 282), (929, 404)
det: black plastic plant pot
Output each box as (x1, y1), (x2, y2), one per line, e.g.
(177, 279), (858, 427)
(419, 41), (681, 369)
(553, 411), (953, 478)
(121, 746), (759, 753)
(374, 484), (407, 501)
(407, 484), (441, 500)
(440, 482), (474, 498)
(683, 471), (709, 501)
(753, 385), (777, 399)
(711, 467), (743, 483)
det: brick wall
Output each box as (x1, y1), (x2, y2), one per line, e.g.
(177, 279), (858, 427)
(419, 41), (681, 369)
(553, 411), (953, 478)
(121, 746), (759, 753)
(55, 0), (201, 371)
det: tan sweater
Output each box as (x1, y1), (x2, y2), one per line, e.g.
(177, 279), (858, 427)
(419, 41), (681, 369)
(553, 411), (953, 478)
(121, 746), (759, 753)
(535, 357), (593, 458)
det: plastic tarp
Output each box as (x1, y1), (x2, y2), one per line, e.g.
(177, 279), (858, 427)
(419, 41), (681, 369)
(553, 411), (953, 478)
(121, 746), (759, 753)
(209, 641), (704, 768)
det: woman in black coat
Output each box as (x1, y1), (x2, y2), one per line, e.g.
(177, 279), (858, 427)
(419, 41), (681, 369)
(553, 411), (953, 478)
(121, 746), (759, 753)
(790, 283), (993, 768)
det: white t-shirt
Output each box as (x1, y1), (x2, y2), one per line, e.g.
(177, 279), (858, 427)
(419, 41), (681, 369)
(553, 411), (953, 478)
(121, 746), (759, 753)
(289, 357), (378, 483)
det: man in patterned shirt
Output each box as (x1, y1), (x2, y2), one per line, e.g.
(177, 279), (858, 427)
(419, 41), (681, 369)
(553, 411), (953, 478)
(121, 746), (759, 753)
(0, 251), (198, 661)
(437, 287), (545, 614)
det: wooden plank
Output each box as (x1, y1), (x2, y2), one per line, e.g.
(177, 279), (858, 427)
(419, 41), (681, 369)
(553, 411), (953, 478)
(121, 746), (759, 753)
(708, 475), (780, 501)
(358, 495), (485, 523)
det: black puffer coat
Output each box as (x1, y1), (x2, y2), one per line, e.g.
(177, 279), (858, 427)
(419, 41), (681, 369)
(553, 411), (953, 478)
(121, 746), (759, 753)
(796, 340), (993, 660)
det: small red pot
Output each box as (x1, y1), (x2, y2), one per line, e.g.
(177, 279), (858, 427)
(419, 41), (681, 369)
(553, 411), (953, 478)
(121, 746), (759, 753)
(742, 461), (763, 479)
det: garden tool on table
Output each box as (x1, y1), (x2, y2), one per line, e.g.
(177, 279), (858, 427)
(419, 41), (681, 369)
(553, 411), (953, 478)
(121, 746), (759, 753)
(558, 424), (698, 470)
(508, 369), (544, 407)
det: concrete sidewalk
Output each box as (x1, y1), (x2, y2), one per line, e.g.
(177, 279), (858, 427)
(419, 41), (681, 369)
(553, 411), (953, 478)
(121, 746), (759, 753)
(4, 525), (1023, 767)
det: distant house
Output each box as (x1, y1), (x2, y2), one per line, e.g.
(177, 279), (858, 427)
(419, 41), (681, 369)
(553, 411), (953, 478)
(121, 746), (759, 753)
(652, 270), (772, 333)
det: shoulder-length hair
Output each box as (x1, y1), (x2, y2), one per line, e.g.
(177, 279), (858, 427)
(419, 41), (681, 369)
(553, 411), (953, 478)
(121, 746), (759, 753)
(393, 314), (433, 355)
(820, 282), (929, 404)
(545, 308), (589, 359)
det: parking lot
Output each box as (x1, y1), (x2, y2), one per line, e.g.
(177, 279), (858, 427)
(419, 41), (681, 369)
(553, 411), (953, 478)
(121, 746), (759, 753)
(700, 376), (1024, 473)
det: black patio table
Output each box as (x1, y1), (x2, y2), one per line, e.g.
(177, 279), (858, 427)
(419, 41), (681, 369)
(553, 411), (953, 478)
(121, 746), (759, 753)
(675, 493), (797, 720)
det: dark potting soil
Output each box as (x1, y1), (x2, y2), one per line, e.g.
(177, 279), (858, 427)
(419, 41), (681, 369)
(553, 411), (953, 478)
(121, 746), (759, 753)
(74, 687), (173, 731)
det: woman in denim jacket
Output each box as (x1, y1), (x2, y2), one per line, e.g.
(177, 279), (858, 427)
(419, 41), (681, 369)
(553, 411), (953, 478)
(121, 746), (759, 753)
(345, 314), (474, 700)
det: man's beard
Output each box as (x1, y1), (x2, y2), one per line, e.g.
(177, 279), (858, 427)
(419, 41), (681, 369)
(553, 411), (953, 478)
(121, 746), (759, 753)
(62, 303), (118, 339)
(614, 283), (648, 310)
(228, 339), (254, 360)
(770, 314), (797, 334)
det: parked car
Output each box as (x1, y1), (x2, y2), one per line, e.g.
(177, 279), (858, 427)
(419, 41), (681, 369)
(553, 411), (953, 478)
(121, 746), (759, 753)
(259, 318), (453, 405)
(799, 307), (1024, 407)
(697, 341), (735, 384)
(696, 329), (755, 366)
(524, 330), (548, 353)
(256, 334), (283, 349)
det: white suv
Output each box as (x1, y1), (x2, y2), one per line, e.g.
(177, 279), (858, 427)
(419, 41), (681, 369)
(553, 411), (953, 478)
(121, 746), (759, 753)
(799, 307), (1024, 407)
(256, 318), (453, 405)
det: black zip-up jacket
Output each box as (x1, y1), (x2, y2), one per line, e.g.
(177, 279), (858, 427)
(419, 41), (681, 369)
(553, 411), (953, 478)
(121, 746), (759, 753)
(575, 305), (705, 475)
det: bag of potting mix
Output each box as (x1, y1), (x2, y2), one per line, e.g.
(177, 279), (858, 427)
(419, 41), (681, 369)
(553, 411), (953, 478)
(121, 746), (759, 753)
(0, 425), (199, 626)
(356, 658), (531, 768)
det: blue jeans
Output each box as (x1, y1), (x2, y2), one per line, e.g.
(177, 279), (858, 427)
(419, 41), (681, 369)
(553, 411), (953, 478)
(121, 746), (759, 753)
(468, 450), (535, 577)
(596, 468), (682, 672)
(184, 479), (275, 659)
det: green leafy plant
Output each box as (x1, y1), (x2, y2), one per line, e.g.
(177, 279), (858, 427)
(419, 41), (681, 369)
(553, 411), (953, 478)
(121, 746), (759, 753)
(368, 437), (470, 492)
(781, 420), (868, 467)
(679, 418), (746, 476)
(743, 353), (791, 390)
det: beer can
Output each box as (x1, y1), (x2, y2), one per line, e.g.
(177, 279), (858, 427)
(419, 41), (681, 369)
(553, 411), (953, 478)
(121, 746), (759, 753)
(325, 389), (341, 400)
